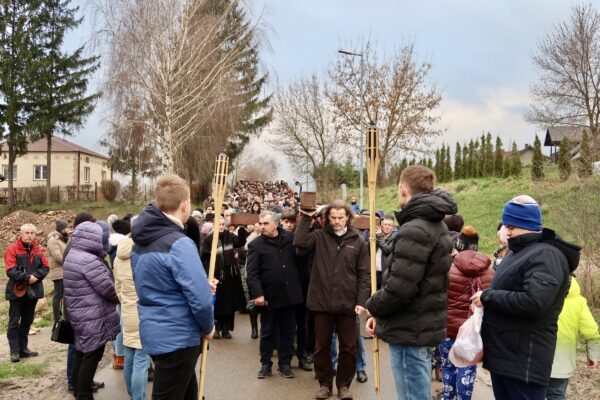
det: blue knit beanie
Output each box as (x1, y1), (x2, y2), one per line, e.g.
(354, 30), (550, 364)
(501, 195), (542, 232)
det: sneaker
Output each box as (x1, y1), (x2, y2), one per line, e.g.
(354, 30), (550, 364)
(298, 358), (313, 371)
(91, 381), (105, 392)
(10, 352), (20, 362)
(315, 386), (332, 399)
(19, 348), (38, 358)
(338, 386), (353, 399)
(356, 370), (368, 383)
(278, 365), (295, 378)
(257, 365), (272, 379)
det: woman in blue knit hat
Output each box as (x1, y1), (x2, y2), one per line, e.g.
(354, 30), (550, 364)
(470, 195), (581, 400)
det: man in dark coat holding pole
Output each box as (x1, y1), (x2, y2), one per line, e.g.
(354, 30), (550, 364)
(247, 210), (303, 379)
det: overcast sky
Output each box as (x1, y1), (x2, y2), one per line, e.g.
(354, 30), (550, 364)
(66, 0), (585, 183)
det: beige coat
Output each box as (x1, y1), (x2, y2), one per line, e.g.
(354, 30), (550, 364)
(46, 231), (66, 281)
(113, 236), (142, 349)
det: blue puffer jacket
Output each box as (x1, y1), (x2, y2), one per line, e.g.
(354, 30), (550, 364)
(64, 222), (120, 353)
(131, 204), (214, 356)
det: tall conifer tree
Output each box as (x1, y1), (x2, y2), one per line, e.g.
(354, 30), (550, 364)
(558, 137), (571, 181)
(531, 135), (545, 180)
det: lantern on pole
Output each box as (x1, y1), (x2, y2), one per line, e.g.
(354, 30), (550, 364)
(365, 122), (381, 395)
(198, 152), (229, 400)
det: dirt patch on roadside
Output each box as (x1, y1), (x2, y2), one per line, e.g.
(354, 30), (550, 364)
(0, 326), (113, 400)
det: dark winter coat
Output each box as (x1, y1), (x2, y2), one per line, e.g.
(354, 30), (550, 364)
(376, 231), (397, 274)
(4, 238), (49, 301)
(294, 216), (370, 316)
(447, 250), (494, 338)
(246, 228), (303, 309)
(366, 190), (457, 346)
(63, 222), (120, 353)
(481, 228), (580, 386)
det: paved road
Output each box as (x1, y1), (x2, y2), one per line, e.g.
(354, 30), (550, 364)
(94, 314), (495, 400)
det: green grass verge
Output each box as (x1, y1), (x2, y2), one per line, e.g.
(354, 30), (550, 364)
(0, 361), (46, 379)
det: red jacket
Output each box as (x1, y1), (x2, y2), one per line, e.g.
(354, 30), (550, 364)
(446, 250), (494, 338)
(4, 238), (49, 300)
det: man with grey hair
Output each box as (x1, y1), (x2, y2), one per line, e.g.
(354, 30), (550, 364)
(4, 224), (49, 362)
(247, 210), (303, 379)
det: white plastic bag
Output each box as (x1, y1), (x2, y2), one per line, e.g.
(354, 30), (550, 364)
(449, 306), (484, 367)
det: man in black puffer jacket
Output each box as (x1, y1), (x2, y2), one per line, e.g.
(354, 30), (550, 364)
(471, 195), (580, 400)
(365, 165), (457, 400)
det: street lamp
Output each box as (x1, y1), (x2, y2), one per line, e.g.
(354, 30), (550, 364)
(338, 48), (365, 210)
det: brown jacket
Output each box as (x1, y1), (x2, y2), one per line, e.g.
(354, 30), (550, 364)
(46, 231), (67, 281)
(294, 215), (370, 316)
(447, 250), (494, 338)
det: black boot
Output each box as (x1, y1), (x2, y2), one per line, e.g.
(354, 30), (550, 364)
(250, 309), (258, 339)
(222, 321), (232, 339)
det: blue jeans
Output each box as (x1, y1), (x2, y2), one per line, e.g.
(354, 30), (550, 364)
(113, 305), (124, 357)
(546, 378), (568, 400)
(331, 317), (366, 371)
(67, 344), (76, 386)
(123, 346), (150, 400)
(439, 338), (477, 400)
(389, 344), (433, 400)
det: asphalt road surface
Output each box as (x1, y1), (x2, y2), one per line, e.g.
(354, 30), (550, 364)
(94, 314), (495, 400)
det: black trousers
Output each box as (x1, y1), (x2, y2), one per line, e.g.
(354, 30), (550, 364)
(306, 310), (315, 355)
(52, 279), (64, 322)
(295, 303), (308, 360)
(491, 372), (547, 400)
(152, 346), (200, 400)
(72, 344), (105, 400)
(7, 298), (38, 353)
(259, 305), (296, 368)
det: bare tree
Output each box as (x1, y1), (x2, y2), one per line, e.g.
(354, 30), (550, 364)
(270, 74), (346, 188)
(237, 154), (279, 182)
(97, 0), (251, 173)
(327, 40), (442, 185)
(528, 4), (600, 142)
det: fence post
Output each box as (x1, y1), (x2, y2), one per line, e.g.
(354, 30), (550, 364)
(95, 182), (98, 202)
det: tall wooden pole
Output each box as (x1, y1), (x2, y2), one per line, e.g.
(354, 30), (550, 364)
(366, 123), (381, 395)
(198, 152), (229, 400)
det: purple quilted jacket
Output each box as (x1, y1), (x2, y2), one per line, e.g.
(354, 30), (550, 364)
(64, 221), (120, 353)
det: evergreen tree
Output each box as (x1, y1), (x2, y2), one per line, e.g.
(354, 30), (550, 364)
(578, 130), (593, 178)
(209, 0), (272, 161)
(439, 146), (446, 182)
(531, 135), (545, 180)
(426, 158), (433, 170)
(0, 0), (46, 206)
(454, 142), (463, 180)
(29, 0), (100, 203)
(557, 137), (571, 181)
(485, 132), (494, 176)
(410, 158), (417, 166)
(462, 143), (469, 179)
(434, 149), (442, 180)
(494, 136), (504, 177)
(510, 142), (522, 177)
(445, 144), (452, 181)
(400, 157), (408, 172)
(502, 157), (511, 178)
(468, 140), (475, 178)
(479, 134), (487, 176)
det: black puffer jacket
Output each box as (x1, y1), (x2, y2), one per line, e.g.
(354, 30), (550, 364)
(481, 228), (580, 386)
(366, 189), (457, 346)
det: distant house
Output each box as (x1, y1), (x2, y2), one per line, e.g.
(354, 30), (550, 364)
(503, 144), (536, 166)
(0, 137), (111, 190)
(544, 126), (584, 162)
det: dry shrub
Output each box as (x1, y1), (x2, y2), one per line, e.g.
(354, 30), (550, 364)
(101, 180), (121, 202)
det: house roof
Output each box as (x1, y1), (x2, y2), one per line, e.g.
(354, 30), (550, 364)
(1, 137), (107, 159)
(544, 126), (585, 146)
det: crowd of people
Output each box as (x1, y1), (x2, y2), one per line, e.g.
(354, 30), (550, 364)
(3, 168), (599, 400)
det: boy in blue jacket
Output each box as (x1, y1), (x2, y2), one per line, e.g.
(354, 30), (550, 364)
(131, 174), (215, 400)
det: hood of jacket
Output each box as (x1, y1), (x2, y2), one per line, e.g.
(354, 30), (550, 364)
(47, 230), (64, 242)
(71, 222), (105, 258)
(116, 236), (134, 261)
(395, 189), (458, 226)
(132, 204), (183, 247)
(508, 228), (581, 272)
(566, 276), (580, 299)
(452, 250), (491, 277)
